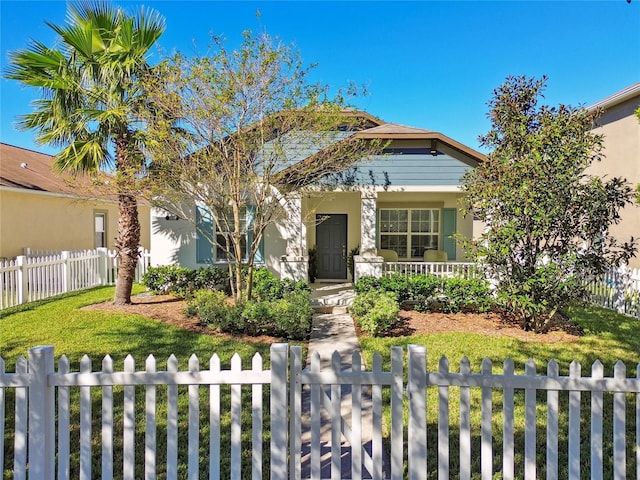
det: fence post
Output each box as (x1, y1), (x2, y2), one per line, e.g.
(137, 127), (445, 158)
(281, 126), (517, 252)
(407, 344), (427, 480)
(96, 248), (108, 285)
(28, 346), (55, 480)
(16, 255), (27, 305)
(612, 264), (627, 314)
(270, 343), (288, 480)
(61, 251), (71, 293)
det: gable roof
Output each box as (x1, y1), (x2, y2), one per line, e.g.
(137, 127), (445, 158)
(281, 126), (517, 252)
(355, 123), (486, 163)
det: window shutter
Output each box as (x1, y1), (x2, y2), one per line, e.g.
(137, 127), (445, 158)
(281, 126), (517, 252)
(441, 208), (457, 261)
(196, 206), (213, 264)
(375, 208), (379, 249)
(247, 205), (264, 264)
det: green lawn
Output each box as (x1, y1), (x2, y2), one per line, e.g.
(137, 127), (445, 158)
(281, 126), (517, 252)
(359, 305), (640, 479)
(0, 286), (277, 479)
(2, 289), (639, 479)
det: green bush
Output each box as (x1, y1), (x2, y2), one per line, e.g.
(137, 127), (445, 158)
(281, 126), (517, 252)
(251, 267), (309, 301)
(188, 287), (313, 340)
(185, 290), (244, 333)
(142, 265), (192, 295)
(349, 291), (399, 336)
(441, 277), (494, 313)
(143, 265), (230, 296)
(357, 273), (494, 314)
(266, 292), (313, 340)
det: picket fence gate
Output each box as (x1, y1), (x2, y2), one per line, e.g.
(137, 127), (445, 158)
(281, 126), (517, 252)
(0, 248), (151, 310)
(1, 344), (640, 480)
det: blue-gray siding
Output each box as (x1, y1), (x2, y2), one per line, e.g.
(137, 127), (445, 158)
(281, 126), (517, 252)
(353, 153), (472, 186)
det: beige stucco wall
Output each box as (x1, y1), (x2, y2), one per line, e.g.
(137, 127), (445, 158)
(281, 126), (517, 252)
(303, 190), (472, 262)
(588, 96), (640, 268)
(0, 189), (150, 261)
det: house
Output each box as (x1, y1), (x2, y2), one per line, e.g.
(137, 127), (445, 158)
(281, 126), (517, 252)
(0, 143), (151, 260)
(150, 112), (485, 281)
(588, 83), (640, 268)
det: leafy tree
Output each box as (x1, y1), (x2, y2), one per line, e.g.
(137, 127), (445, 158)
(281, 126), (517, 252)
(142, 31), (383, 300)
(460, 75), (636, 332)
(6, 2), (165, 305)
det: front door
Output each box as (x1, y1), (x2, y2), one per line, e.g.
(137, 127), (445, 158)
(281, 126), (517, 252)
(316, 214), (347, 279)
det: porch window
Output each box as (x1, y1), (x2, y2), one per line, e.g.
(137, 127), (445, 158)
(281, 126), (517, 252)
(196, 206), (249, 263)
(379, 208), (439, 260)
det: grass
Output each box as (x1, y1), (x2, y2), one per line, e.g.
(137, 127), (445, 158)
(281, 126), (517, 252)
(0, 286), (281, 479)
(358, 304), (640, 479)
(2, 289), (639, 479)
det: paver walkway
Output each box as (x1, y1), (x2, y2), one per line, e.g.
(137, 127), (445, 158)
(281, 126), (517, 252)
(300, 283), (391, 479)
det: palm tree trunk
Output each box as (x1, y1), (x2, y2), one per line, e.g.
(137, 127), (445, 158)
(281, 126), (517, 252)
(114, 192), (141, 304)
(113, 136), (141, 305)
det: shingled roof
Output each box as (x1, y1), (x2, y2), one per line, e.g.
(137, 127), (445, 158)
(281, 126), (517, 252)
(0, 143), (111, 197)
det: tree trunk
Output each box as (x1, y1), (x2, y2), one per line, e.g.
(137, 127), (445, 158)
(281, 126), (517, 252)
(113, 135), (141, 305)
(113, 192), (141, 305)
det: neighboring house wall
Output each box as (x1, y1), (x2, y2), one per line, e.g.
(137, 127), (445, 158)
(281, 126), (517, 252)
(0, 143), (150, 260)
(588, 84), (640, 268)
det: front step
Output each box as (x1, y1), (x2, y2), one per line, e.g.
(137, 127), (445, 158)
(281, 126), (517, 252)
(312, 305), (349, 315)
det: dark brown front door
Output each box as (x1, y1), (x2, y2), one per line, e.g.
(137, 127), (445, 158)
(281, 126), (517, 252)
(316, 214), (347, 279)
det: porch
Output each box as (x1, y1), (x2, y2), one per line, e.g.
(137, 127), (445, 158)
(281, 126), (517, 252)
(279, 188), (478, 283)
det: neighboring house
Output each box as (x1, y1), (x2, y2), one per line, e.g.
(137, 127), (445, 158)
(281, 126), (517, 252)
(150, 112), (485, 280)
(0, 143), (150, 260)
(588, 83), (640, 268)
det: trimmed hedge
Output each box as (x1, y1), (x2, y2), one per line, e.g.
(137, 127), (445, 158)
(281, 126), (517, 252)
(142, 265), (230, 296)
(349, 291), (400, 336)
(355, 273), (495, 314)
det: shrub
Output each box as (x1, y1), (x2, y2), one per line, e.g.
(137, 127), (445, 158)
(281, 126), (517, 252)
(349, 291), (399, 336)
(268, 292), (313, 340)
(185, 290), (243, 333)
(354, 275), (383, 294)
(188, 266), (231, 294)
(441, 277), (494, 313)
(143, 265), (231, 297)
(142, 265), (192, 295)
(251, 267), (309, 301)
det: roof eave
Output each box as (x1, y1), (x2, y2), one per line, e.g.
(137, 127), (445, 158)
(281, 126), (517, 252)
(355, 131), (486, 163)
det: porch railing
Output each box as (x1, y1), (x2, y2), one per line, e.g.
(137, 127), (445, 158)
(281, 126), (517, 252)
(383, 261), (477, 279)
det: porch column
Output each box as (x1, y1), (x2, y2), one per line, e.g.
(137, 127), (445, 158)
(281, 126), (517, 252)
(354, 189), (384, 282)
(280, 193), (308, 281)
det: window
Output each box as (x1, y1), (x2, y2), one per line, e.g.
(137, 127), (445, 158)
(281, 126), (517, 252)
(379, 208), (439, 259)
(196, 206), (250, 263)
(94, 212), (106, 248)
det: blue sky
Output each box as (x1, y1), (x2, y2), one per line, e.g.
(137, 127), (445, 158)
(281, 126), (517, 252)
(1, 1), (638, 155)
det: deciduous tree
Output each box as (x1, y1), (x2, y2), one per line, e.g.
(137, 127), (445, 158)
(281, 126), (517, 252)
(143, 31), (382, 300)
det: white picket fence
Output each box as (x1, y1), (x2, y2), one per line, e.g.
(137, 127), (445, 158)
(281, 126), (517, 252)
(0, 248), (151, 310)
(1, 344), (639, 479)
(589, 265), (640, 320)
(383, 261), (477, 279)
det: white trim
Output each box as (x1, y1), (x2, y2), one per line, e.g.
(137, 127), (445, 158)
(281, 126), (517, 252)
(588, 82), (640, 111)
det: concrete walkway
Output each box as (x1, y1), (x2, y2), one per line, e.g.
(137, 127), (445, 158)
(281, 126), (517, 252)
(300, 282), (390, 479)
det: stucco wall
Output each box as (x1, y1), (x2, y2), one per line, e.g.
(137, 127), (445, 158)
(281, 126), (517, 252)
(304, 190), (472, 262)
(588, 96), (640, 268)
(0, 189), (150, 260)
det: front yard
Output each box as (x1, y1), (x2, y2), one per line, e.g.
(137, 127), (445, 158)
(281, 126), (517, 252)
(2, 285), (640, 478)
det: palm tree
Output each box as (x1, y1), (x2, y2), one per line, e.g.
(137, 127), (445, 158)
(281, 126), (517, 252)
(7, 1), (165, 304)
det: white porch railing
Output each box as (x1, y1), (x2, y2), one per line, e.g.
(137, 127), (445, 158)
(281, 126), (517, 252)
(383, 261), (477, 279)
(1, 344), (639, 479)
(0, 248), (151, 310)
